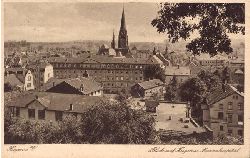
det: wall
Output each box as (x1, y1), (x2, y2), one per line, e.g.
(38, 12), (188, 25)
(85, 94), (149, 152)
(209, 92), (244, 137)
(44, 65), (54, 83)
(24, 70), (35, 91)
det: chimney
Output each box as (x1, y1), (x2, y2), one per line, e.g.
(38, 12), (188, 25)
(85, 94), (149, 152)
(222, 83), (226, 92)
(80, 84), (84, 91)
(35, 95), (38, 99)
(69, 104), (73, 111)
(53, 82), (55, 87)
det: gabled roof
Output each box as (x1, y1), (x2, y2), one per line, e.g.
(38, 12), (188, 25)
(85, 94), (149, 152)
(165, 66), (190, 76)
(43, 77), (103, 95)
(6, 92), (104, 113)
(137, 79), (164, 90)
(206, 84), (244, 105)
(4, 74), (24, 86)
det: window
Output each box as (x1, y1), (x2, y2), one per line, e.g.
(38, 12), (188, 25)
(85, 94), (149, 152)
(238, 130), (243, 137)
(121, 77), (124, 80)
(218, 112), (224, 120)
(38, 110), (45, 120)
(238, 115), (243, 122)
(220, 125), (224, 131)
(228, 129), (232, 135)
(238, 103), (243, 110)
(27, 83), (31, 88)
(16, 107), (20, 117)
(55, 111), (63, 121)
(28, 109), (35, 119)
(228, 102), (233, 110)
(219, 104), (223, 110)
(28, 76), (31, 81)
(228, 114), (233, 123)
(48, 73), (50, 78)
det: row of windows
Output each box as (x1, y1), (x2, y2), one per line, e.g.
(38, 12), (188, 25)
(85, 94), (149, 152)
(219, 126), (243, 137)
(28, 109), (45, 120)
(217, 112), (243, 122)
(54, 63), (145, 69)
(219, 102), (243, 110)
(55, 70), (143, 75)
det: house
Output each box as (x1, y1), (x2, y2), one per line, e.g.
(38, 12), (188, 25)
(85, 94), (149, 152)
(131, 79), (164, 99)
(42, 77), (103, 96)
(201, 84), (244, 138)
(7, 92), (104, 122)
(4, 69), (35, 91)
(194, 54), (228, 67)
(4, 74), (24, 91)
(165, 65), (190, 85)
(26, 61), (54, 90)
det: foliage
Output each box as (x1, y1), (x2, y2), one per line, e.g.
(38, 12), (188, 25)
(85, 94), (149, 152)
(165, 76), (178, 101)
(152, 3), (245, 56)
(4, 101), (156, 144)
(115, 88), (131, 103)
(4, 82), (13, 92)
(179, 78), (207, 118)
(198, 70), (221, 92)
(81, 102), (156, 144)
(144, 65), (165, 82)
(222, 66), (231, 83)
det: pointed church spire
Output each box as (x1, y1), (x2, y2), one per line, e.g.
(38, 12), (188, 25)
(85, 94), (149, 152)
(111, 29), (115, 49)
(121, 6), (126, 30)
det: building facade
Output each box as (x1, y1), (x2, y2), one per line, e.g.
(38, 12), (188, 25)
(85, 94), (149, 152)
(202, 84), (244, 138)
(48, 56), (158, 94)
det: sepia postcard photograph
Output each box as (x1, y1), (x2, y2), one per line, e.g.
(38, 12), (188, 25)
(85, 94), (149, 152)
(1, 1), (249, 158)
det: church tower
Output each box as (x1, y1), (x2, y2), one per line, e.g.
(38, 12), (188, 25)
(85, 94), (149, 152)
(118, 7), (128, 50)
(111, 30), (115, 49)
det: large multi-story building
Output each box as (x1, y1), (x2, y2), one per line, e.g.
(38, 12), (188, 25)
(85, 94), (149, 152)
(48, 55), (159, 94)
(202, 84), (244, 138)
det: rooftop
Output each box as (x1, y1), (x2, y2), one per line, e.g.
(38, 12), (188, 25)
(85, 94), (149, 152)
(48, 55), (159, 65)
(165, 66), (190, 76)
(4, 74), (24, 86)
(155, 103), (205, 134)
(137, 79), (164, 90)
(43, 77), (103, 95)
(206, 84), (244, 105)
(6, 92), (104, 113)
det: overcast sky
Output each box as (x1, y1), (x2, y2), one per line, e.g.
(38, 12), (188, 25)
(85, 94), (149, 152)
(4, 2), (169, 42)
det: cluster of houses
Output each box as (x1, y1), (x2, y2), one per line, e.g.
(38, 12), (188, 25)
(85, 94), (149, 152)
(4, 7), (244, 140)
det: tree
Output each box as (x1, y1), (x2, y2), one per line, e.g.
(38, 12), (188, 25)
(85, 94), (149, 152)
(81, 102), (156, 144)
(165, 76), (178, 102)
(4, 82), (13, 92)
(198, 70), (221, 92)
(179, 78), (207, 118)
(144, 65), (165, 82)
(152, 3), (245, 56)
(222, 66), (231, 83)
(115, 88), (131, 103)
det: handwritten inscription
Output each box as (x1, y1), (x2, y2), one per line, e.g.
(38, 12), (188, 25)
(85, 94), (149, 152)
(8, 145), (38, 152)
(148, 146), (241, 154)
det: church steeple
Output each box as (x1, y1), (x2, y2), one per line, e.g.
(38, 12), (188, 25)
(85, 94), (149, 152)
(111, 30), (115, 49)
(118, 6), (128, 49)
(121, 6), (126, 30)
